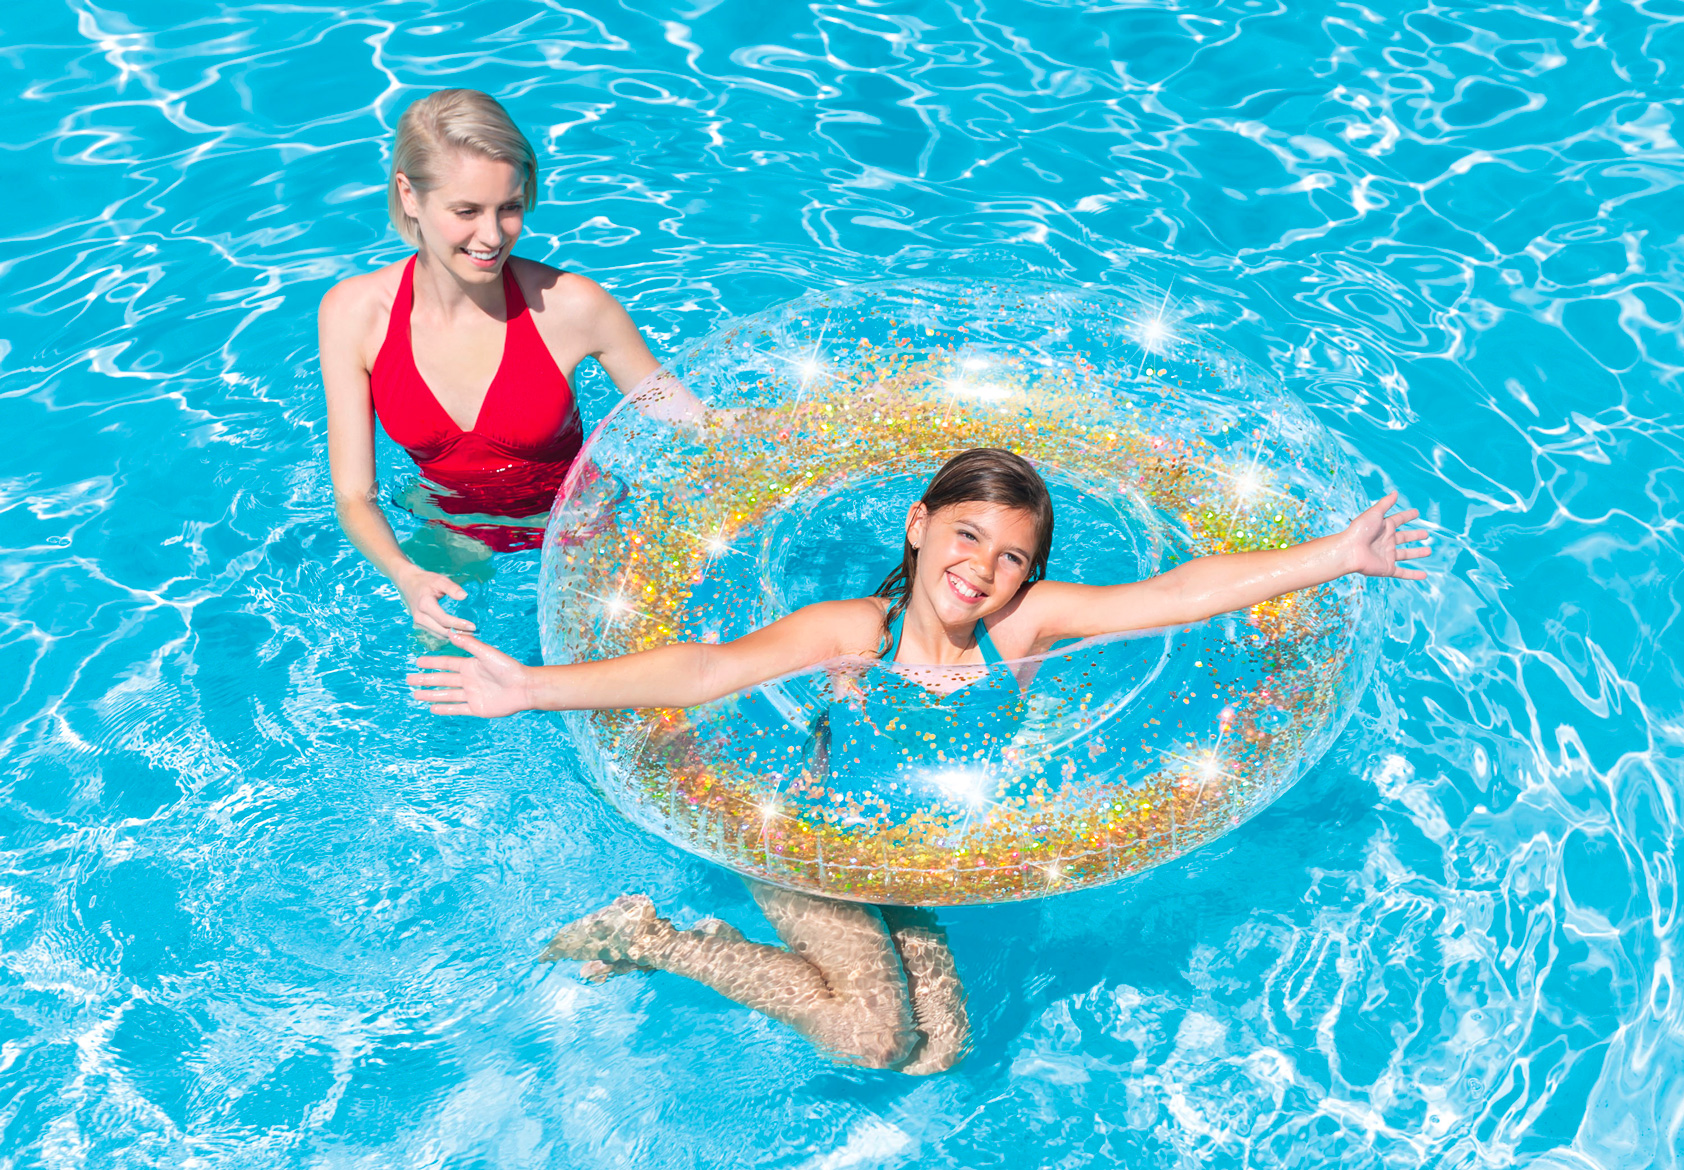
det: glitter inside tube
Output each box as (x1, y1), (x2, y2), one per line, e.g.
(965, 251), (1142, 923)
(538, 281), (1381, 906)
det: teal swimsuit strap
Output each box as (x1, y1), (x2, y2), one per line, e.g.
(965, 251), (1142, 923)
(884, 607), (906, 660)
(881, 607), (1003, 666)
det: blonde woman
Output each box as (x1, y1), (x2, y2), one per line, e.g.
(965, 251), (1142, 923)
(319, 89), (692, 636)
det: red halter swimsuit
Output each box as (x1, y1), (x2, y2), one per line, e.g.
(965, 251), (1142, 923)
(370, 256), (583, 552)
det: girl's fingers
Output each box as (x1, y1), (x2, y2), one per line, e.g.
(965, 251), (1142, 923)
(412, 688), (465, 703)
(1389, 507), (1420, 524)
(414, 655), (469, 670)
(406, 671), (462, 686)
(1398, 528), (1430, 543)
(447, 631), (492, 656)
(440, 578), (469, 602)
(430, 703), (473, 716)
(1397, 545), (1432, 560)
(1364, 491), (1398, 516)
(1393, 567), (1428, 581)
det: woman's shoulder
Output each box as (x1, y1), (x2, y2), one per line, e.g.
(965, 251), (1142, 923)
(508, 257), (618, 319)
(318, 259), (406, 330)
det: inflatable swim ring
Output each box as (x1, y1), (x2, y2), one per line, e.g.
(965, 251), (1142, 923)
(538, 280), (1382, 906)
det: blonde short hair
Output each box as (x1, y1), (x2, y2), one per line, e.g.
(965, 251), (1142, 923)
(387, 89), (538, 246)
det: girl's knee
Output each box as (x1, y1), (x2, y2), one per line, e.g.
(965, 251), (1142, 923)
(848, 1023), (918, 1069)
(825, 1004), (916, 1069)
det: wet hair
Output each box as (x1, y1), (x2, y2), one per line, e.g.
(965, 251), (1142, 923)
(387, 89), (538, 247)
(873, 447), (1055, 637)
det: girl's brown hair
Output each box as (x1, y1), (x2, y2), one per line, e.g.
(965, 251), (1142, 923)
(873, 448), (1055, 636)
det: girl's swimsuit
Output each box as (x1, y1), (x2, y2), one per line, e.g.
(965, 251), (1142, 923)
(371, 255), (584, 552)
(822, 610), (1027, 785)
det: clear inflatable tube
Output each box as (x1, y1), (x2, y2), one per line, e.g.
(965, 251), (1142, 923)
(539, 281), (1381, 906)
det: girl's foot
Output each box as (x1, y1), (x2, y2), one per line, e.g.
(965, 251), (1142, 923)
(693, 917), (746, 943)
(578, 958), (652, 983)
(550, 911), (750, 982)
(540, 894), (676, 966)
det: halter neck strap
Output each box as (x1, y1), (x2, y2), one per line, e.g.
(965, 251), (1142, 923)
(881, 608), (1003, 666)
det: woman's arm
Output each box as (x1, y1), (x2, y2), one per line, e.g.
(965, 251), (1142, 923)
(407, 598), (883, 717)
(1022, 492), (1431, 644)
(569, 276), (709, 421)
(319, 279), (475, 637)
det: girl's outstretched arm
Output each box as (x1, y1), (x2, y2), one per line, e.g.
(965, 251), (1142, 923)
(407, 597), (882, 718)
(1022, 491), (1431, 644)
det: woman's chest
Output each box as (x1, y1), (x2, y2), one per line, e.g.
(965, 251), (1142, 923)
(408, 311), (508, 430)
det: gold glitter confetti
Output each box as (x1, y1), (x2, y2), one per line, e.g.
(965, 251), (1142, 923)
(537, 286), (1378, 906)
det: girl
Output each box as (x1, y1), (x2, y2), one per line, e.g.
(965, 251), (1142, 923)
(408, 448), (1431, 1072)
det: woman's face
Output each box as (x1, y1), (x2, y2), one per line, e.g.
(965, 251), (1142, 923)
(905, 501), (1039, 628)
(397, 150), (525, 283)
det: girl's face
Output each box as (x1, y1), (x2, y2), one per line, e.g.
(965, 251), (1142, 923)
(397, 150), (525, 283)
(905, 501), (1040, 627)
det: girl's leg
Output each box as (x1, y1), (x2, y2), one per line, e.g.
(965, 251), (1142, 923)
(541, 885), (916, 1068)
(880, 907), (970, 1074)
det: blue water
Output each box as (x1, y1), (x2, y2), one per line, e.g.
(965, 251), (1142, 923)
(2, 1), (1678, 1167)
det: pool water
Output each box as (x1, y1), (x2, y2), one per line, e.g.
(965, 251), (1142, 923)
(2, 2), (1679, 1167)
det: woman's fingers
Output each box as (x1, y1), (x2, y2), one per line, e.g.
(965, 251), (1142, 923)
(1397, 528), (1431, 544)
(411, 687), (465, 704)
(1396, 545), (1433, 560)
(417, 595), (476, 633)
(1392, 566), (1428, 580)
(434, 607), (477, 633)
(1389, 506), (1420, 525)
(429, 703), (474, 716)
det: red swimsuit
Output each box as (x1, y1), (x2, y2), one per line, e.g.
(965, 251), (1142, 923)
(371, 256), (583, 552)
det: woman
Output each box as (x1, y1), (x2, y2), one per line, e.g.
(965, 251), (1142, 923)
(408, 449), (1432, 1071)
(319, 89), (693, 637)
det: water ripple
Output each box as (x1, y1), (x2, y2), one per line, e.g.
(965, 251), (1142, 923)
(0, 0), (1679, 1165)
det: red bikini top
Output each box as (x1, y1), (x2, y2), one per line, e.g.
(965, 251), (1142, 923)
(370, 256), (583, 523)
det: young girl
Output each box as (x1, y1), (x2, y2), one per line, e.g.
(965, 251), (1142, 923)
(408, 448), (1431, 1073)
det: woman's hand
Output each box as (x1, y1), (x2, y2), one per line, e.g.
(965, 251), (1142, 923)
(407, 633), (533, 717)
(1341, 491), (1432, 580)
(395, 565), (477, 637)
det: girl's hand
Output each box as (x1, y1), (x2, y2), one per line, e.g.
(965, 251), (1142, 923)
(395, 566), (476, 637)
(1342, 491), (1432, 580)
(408, 633), (532, 717)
